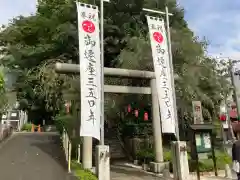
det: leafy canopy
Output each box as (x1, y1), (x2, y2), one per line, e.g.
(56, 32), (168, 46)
(0, 0), (231, 128)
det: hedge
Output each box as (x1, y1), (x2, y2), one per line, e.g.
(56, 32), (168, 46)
(136, 148), (231, 172)
(21, 123), (32, 132)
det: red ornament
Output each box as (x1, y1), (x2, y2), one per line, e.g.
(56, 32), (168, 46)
(153, 32), (164, 43)
(82, 20), (95, 33)
(144, 112), (148, 121)
(127, 104), (131, 113)
(219, 114), (226, 121)
(134, 109), (139, 117)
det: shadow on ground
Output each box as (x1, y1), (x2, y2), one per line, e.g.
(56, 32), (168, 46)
(28, 133), (68, 170)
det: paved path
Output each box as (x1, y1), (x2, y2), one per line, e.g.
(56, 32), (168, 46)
(111, 164), (164, 180)
(0, 132), (77, 180)
(0, 132), (235, 180)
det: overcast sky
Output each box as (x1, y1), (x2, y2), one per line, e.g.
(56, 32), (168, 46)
(0, 0), (36, 25)
(0, 0), (239, 59)
(178, 0), (240, 60)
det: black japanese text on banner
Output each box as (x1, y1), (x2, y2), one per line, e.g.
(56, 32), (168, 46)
(146, 16), (176, 134)
(76, 2), (101, 140)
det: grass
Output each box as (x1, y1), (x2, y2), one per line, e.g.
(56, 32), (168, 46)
(71, 160), (97, 180)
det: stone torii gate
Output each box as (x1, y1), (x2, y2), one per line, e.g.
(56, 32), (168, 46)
(55, 62), (179, 172)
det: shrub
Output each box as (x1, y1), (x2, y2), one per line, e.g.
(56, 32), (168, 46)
(21, 123), (32, 132)
(136, 148), (154, 164)
(71, 160), (97, 180)
(120, 123), (152, 138)
(55, 113), (73, 134)
(136, 148), (231, 172)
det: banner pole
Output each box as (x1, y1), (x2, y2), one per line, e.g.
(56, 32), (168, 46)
(100, 0), (105, 145)
(165, 6), (179, 140)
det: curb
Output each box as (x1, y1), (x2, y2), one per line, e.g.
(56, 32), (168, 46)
(111, 163), (236, 180)
(14, 131), (58, 135)
(110, 164), (170, 179)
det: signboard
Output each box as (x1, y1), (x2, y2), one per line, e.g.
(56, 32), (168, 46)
(222, 120), (229, 129)
(195, 132), (211, 153)
(203, 133), (211, 148)
(220, 105), (229, 129)
(146, 16), (176, 134)
(9, 111), (19, 120)
(192, 101), (204, 124)
(76, 2), (101, 140)
(11, 113), (17, 117)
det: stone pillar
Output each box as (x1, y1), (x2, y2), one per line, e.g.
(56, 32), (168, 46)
(82, 136), (92, 169)
(149, 79), (165, 173)
(150, 79), (163, 162)
(96, 145), (110, 180)
(171, 141), (190, 180)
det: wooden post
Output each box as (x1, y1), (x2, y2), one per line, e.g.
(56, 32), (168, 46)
(38, 125), (41, 132)
(31, 124), (34, 132)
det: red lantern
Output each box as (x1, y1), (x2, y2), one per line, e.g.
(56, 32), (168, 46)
(219, 114), (226, 121)
(134, 109), (139, 117)
(144, 112), (148, 121)
(127, 104), (131, 113)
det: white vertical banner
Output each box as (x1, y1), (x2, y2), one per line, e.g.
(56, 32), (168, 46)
(146, 16), (176, 134)
(77, 2), (101, 140)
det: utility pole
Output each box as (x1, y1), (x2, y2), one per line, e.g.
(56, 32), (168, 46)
(230, 60), (240, 119)
(224, 95), (235, 140)
(230, 59), (240, 140)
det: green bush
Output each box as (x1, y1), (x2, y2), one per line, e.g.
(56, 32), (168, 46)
(55, 113), (74, 134)
(136, 148), (231, 172)
(120, 123), (152, 138)
(71, 160), (97, 180)
(55, 112), (82, 158)
(21, 123), (32, 132)
(136, 148), (154, 164)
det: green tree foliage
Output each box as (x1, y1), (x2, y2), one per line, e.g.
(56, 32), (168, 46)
(0, 69), (8, 113)
(0, 0), (231, 132)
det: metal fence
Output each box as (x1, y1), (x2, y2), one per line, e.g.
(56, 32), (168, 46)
(1, 110), (28, 131)
(62, 128), (72, 173)
(0, 110), (28, 143)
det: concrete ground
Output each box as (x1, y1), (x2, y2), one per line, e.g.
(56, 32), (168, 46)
(110, 163), (237, 180)
(0, 132), (77, 180)
(0, 131), (236, 180)
(111, 164), (164, 180)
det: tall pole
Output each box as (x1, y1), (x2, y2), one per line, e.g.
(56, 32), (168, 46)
(231, 60), (240, 120)
(165, 6), (180, 140)
(100, 0), (105, 145)
(225, 97), (235, 140)
(230, 60), (240, 140)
